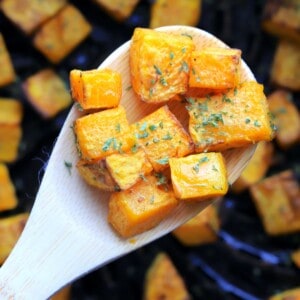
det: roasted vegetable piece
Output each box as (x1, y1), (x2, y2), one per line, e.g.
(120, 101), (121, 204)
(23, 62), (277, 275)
(262, 0), (300, 45)
(51, 285), (71, 300)
(93, 0), (140, 21)
(70, 69), (122, 110)
(268, 90), (300, 149)
(0, 213), (28, 264)
(189, 47), (241, 89)
(291, 249), (300, 268)
(106, 149), (153, 190)
(0, 164), (18, 211)
(33, 4), (92, 63)
(22, 69), (71, 118)
(130, 28), (195, 103)
(188, 81), (275, 152)
(108, 175), (178, 238)
(0, 98), (23, 125)
(232, 141), (274, 193)
(131, 105), (194, 172)
(144, 252), (191, 300)
(172, 204), (220, 246)
(269, 287), (300, 300)
(0, 0), (67, 35)
(0, 33), (16, 87)
(150, 0), (201, 28)
(250, 170), (300, 235)
(76, 159), (119, 192)
(75, 106), (136, 161)
(169, 152), (228, 201)
(271, 39), (300, 91)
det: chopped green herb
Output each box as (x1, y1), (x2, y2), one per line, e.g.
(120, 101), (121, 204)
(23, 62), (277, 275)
(169, 52), (175, 60)
(136, 131), (149, 139)
(162, 132), (173, 140)
(245, 118), (251, 124)
(154, 65), (162, 75)
(139, 122), (147, 131)
(212, 165), (218, 172)
(149, 124), (158, 131)
(180, 61), (189, 73)
(254, 120), (261, 127)
(125, 85), (132, 91)
(159, 121), (164, 129)
(64, 161), (72, 175)
(131, 144), (138, 153)
(155, 172), (167, 185)
(102, 138), (115, 152)
(181, 33), (193, 39)
(149, 195), (155, 204)
(139, 174), (147, 181)
(181, 47), (186, 53)
(222, 94), (232, 103)
(75, 102), (84, 112)
(160, 77), (168, 86)
(202, 113), (224, 127)
(153, 137), (160, 143)
(156, 157), (169, 165)
(115, 123), (121, 133)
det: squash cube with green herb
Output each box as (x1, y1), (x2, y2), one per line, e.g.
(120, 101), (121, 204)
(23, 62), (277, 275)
(130, 27), (195, 103)
(75, 106), (136, 161)
(188, 81), (275, 153)
(169, 152), (228, 201)
(131, 105), (194, 172)
(108, 175), (178, 238)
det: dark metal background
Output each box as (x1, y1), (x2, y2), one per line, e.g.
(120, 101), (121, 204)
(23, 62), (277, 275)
(0, 0), (299, 299)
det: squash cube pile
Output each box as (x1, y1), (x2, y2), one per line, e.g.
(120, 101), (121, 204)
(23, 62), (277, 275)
(71, 28), (274, 238)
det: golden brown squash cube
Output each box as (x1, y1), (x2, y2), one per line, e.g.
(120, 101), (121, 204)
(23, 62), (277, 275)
(188, 81), (274, 152)
(0, 98), (23, 125)
(189, 47), (241, 90)
(169, 152), (228, 201)
(0, 164), (18, 211)
(271, 39), (300, 91)
(250, 170), (300, 235)
(0, 0), (67, 35)
(106, 149), (153, 190)
(269, 288), (300, 300)
(262, 0), (300, 45)
(268, 90), (300, 149)
(232, 141), (274, 193)
(144, 252), (191, 300)
(149, 0), (201, 28)
(108, 175), (178, 238)
(0, 34), (16, 87)
(291, 249), (300, 268)
(33, 4), (92, 63)
(130, 28), (195, 103)
(93, 0), (140, 21)
(51, 285), (71, 300)
(22, 69), (71, 118)
(131, 105), (194, 172)
(172, 204), (220, 246)
(75, 106), (136, 161)
(70, 69), (122, 110)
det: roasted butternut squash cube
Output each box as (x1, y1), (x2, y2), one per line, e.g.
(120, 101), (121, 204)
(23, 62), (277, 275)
(108, 175), (178, 237)
(271, 39), (300, 91)
(172, 204), (220, 246)
(131, 105), (193, 172)
(0, 0), (67, 35)
(0, 34), (16, 87)
(262, 0), (300, 45)
(76, 159), (119, 192)
(291, 249), (300, 268)
(250, 170), (300, 235)
(232, 141), (274, 193)
(93, 0), (140, 21)
(144, 252), (191, 300)
(269, 288), (300, 300)
(75, 106), (136, 161)
(22, 69), (71, 118)
(0, 213), (28, 264)
(169, 152), (228, 201)
(150, 0), (201, 28)
(70, 69), (122, 110)
(188, 81), (274, 152)
(51, 285), (71, 300)
(33, 4), (92, 63)
(130, 28), (195, 103)
(189, 47), (241, 90)
(0, 126), (22, 162)
(106, 149), (153, 190)
(268, 90), (300, 149)
(0, 98), (23, 125)
(0, 164), (18, 211)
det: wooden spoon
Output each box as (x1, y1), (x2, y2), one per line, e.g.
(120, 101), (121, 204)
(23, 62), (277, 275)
(0, 26), (255, 299)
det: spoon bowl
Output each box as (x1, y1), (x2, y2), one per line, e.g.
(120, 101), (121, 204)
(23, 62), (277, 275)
(0, 26), (255, 299)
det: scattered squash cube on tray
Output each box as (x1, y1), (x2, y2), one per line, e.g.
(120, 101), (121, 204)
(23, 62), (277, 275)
(70, 69), (122, 110)
(269, 288), (300, 300)
(0, 213), (29, 265)
(268, 90), (300, 149)
(131, 105), (194, 172)
(149, 0), (201, 28)
(33, 4), (92, 63)
(51, 285), (71, 300)
(169, 152), (228, 201)
(0, 33), (16, 87)
(250, 170), (300, 235)
(22, 69), (71, 118)
(130, 27), (195, 103)
(108, 175), (178, 238)
(291, 249), (300, 268)
(172, 204), (220, 246)
(189, 47), (241, 90)
(143, 252), (191, 300)
(74, 106), (136, 161)
(187, 81), (274, 152)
